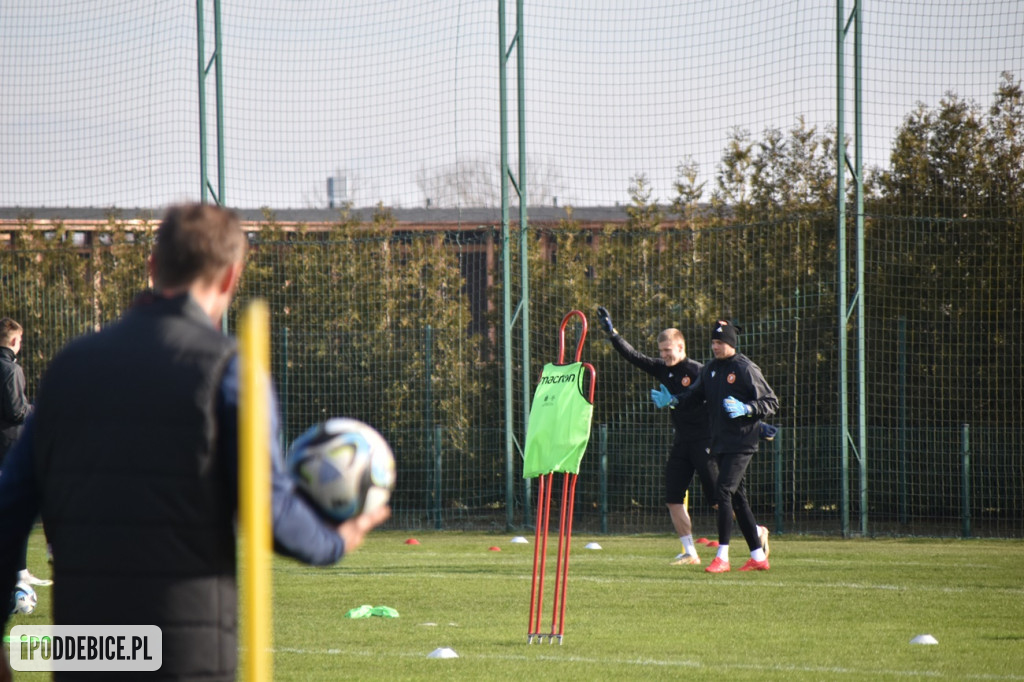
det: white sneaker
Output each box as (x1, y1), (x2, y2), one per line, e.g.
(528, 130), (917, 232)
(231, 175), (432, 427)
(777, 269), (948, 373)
(19, 570), (53, 587)
(670, 553), (701, 566)
(757, 526), (770, 559)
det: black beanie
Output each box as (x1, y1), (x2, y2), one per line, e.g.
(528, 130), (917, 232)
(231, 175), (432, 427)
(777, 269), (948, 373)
(711, 319), (741, 348)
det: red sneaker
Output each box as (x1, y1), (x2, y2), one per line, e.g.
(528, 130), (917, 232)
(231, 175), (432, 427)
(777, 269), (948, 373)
(705, 557), (731, 573)
(738, 558), (770, 571)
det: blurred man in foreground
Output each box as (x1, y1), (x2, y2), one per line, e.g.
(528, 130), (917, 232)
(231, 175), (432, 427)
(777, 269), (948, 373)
(0, 203), (389, 680)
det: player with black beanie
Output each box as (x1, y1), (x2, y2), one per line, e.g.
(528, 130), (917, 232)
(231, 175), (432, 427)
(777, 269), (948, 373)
(673, 319), (778, 572)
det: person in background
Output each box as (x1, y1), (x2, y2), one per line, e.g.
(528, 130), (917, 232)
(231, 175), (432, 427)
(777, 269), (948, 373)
(0, 318), (51, 588)
(673, 319), (778, 573)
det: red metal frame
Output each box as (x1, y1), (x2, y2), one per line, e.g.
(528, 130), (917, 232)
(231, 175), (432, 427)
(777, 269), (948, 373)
(527, 310), (595, 644)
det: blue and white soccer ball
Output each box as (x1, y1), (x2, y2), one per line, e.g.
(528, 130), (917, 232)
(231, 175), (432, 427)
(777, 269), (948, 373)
(10, 582), (37, 616)
(287, 418), (396, 522)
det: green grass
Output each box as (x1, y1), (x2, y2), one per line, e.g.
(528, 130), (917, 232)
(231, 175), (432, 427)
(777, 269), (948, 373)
(11, 529), (1024, 680)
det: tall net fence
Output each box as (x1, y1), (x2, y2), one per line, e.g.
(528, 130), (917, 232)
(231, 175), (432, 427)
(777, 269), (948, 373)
(5, 2), (1019, 211)
(4, 211), (1021, 536)
(2, 1), (1023, 537)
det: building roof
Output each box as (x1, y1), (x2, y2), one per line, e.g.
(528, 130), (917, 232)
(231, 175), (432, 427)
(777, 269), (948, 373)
(0, 205), (631, 230)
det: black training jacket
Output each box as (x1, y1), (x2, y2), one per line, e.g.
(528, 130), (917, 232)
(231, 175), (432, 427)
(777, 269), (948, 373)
(677, 352), (778, 455)
(0, 346), (31, 459)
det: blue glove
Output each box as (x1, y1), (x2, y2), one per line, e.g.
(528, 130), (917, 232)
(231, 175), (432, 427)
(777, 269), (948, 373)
(596, 306), (617, 336)
(650, 384), (678, 409)
(759, 423), (779, 441)
(723, 396), (751, 418)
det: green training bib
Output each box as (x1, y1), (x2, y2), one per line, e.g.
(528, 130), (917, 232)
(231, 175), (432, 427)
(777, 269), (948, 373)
(523, 362), (594, 478)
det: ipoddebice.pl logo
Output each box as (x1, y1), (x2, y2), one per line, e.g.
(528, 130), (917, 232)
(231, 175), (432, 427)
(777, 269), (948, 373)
(9, 625), (161, 672)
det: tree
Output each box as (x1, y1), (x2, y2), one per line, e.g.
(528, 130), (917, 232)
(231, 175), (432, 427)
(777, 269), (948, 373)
(415, 156), (563, 208)
(624, 172), (662, 231)
(669, 157), (706, 225)
(416, 158), (499, 208)
(866, 74), (1024, 427)
(711, 127), (755, 221)
(985, 72), (1024, 211)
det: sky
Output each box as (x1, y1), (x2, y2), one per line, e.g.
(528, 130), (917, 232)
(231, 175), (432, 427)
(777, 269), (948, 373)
(1, 0), (1021, 211)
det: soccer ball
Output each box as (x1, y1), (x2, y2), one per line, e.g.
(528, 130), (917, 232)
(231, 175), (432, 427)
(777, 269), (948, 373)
(287, 418), (396, 522)
(10, 582), (37, 616)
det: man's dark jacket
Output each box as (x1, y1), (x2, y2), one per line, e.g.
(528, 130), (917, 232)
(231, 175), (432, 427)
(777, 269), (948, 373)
(0, 346), (31, 460)
(33, 293), (238, 681)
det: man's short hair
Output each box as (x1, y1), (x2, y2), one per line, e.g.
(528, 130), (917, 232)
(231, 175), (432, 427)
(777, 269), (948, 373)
(152, 203), (247, 290)
(657, 328), (685, 344)
(0, 318), (23, 347)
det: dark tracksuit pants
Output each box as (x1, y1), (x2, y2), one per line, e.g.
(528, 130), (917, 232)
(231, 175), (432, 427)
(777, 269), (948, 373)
(716, 451), (762, 550)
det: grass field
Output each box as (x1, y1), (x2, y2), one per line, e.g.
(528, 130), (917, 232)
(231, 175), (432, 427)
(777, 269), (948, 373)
(10, 529), (1024, 680)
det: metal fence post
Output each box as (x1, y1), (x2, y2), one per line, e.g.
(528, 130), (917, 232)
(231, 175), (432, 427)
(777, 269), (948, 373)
(423, 326), (439, 528)
(434, 424), (443, 530)
(774, 430), (784, 533)
(898, 317), (907, 525)
(599, 424), (608, 534)
(961, 423), (971, 538)
(280, 326), (289, 450)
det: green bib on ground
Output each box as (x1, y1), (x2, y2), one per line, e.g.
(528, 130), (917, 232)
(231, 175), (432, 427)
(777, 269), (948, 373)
(523, 362), (594, 478)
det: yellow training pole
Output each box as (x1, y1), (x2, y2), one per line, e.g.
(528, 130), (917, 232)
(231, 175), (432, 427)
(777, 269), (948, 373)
(239, 300), (272, 681)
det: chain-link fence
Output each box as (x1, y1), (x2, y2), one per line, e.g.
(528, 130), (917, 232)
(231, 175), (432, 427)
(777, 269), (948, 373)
(3, 205), (1021, 537)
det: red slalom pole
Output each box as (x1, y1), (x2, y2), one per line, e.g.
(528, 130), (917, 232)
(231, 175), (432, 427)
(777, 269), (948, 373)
(549, 473), (571, 638)
(528, 473), (555, 642)
(527, 474), (546, 642)
(524, 310), (596, 646)
(555, 473), (579, 640)
(538, 474), (554, 635)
